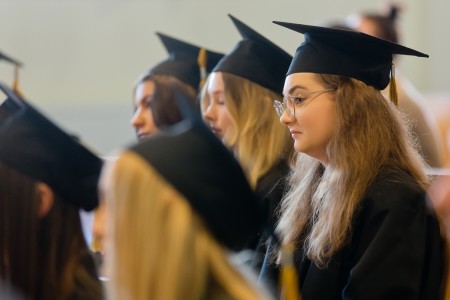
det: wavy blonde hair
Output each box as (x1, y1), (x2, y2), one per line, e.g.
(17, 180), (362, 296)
(101, 151), (266, 300)
(276, 74), (429, 267)
(200, 72), (292, 188)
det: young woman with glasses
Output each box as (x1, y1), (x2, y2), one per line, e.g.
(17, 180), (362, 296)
(260, 22), (445, 300)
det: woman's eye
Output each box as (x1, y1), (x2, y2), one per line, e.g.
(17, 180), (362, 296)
(292, 96), (304, 105)
(216, 98), (226, 105)
(138, 97), (152, 108)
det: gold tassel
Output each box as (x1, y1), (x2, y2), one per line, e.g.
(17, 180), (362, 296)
(389, 63), (398, 106)
(91, 238), (102, 253)
(279, 244), (302, 300)
(12, 65), (25, 98)
(197, 47), (207, 91)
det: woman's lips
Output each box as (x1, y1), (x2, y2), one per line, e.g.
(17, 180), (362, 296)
(290, 129), (301, 138)
(210, 127), (221, 135)
(138, 132), (151, 140)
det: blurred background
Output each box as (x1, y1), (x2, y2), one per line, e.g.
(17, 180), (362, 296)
(0, 0), (448, 155)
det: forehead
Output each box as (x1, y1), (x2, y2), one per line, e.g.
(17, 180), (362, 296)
(283, 73), (321, 93)
(136, 80), (155, 95)
(207, 72), (225, 93)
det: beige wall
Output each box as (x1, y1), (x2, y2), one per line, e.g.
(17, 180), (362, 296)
(0, 0), (448, 154)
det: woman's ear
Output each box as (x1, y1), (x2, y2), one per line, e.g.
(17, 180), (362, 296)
(36, 182), (54, 218)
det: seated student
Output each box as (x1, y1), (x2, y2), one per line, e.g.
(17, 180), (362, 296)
(260, 22), (445, 299)
(91, 34), (224, 257)
(201, 15), (293, 244)
(131, 33), (224, 140)
(0, 83), (104, 300)
(101, 92), (271, 300)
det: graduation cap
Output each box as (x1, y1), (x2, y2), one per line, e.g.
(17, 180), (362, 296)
(213, 14), (292, 93)
(129, 90), (267, 250)
(0, 83), (102, 211)
(273, 21), (428, 104)
(0, 51), (23, 67)
(0, 50), (24, 96)
(149, 33), (224, 91)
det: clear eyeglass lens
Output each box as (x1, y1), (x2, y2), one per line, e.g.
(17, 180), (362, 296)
(283, 96), (295, 116)
(273, 99), (294, 117)
(273, 100), (283, 117)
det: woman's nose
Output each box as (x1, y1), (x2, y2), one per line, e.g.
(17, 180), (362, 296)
(203, 104), (215, 121)
(131, 107), (144, 129)
(280, 109), (294, 126)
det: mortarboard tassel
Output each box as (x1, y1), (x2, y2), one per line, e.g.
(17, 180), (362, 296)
(12, 65), (25, 98)
(197, 47), (207, 90)
(91, 238), (102, 253)
(389, 63), (398, 106)
(279, 243), (302, 300)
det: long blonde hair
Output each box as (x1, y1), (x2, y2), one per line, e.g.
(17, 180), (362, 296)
(201, 72), (292, 188)
(277, 74), (429, 267)
(102, 151), (265, 300)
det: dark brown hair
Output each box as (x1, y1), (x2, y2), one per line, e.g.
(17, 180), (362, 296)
(134, 73), (198, 129)
(0, 163), (103, 300)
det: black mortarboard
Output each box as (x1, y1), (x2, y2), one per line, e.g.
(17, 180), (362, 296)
(273, 21), (428, 90)
(0, 50), (24, 96)
(149, 33), (224, 91)
(130, 91), (267, 250)
(0, 50), (23, 67)
(213, 14), (292, 93)
(0, 83), (102, 211)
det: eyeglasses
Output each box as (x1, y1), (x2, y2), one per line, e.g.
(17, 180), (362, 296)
(273, 88), (336, 118)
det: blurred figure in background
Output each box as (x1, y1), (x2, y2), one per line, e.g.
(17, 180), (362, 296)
(349, 8), (450, 297)
(92, 33), (223, 260)
(101, 92), (271, 300)
(131, 33), (223, 141)
(0, 84), (104, 300)
(347, 3), (447, 168)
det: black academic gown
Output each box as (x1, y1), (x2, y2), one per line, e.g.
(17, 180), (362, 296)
(251, 160), (289, 266)
(255, 159), (289, 224)
(260, 170), (445, 300)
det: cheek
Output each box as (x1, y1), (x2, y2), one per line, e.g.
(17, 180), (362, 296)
(295, 107), (315, 130)
(316, 103), (338, 141)
(298, 101), (337, 136)
(219, 110), (236, 142)
(141, 107), (153, 122)
(217, 108), (231, 129)
(142, 107), (159, 131)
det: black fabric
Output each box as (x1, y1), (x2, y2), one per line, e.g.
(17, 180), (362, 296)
(129, 91), (267, 250)
(0, 83), (102, 211)
(255, 159), (290, 225)
(213, 14), (292, 93)
(273, 22), (428, 90)
(251, 160), (290, 270)
(0, 50), (22, 66)
(150, 33), (224, 91)
(260, 170), (445, 299)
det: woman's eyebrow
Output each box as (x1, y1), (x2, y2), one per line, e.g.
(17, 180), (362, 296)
(137, 94), (153, 105)
(283, 85), (306, 96)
